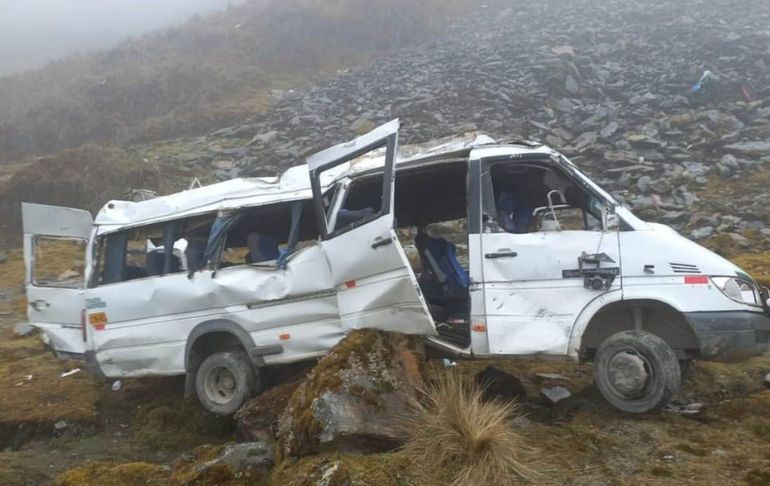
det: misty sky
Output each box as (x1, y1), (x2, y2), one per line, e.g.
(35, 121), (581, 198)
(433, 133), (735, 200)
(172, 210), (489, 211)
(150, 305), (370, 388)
(0, 0), (246, 77)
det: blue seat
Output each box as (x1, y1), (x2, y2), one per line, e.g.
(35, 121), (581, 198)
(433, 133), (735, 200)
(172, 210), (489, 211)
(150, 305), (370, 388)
(415, 232), (470, 292)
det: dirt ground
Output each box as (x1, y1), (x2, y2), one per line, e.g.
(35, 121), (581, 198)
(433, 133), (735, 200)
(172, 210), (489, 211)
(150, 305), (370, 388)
(1, 248), (770, 485)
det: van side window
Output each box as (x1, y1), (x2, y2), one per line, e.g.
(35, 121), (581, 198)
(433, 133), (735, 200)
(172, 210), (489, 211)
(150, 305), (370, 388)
(486, 163), (602, 234)
(314, 151), (388, 237)
(215, 200), (319, 269)
(32, 236), (86, 289)
(94, 214), (215, 286)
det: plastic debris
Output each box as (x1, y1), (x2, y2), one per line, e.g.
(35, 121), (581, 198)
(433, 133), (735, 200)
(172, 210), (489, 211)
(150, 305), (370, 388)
(60, 368), (81, 378)
(112, 380), (123, 391)
(442, 358), (458, 368)
(535, 372), (569, 381)
(691, 69), (719, 93)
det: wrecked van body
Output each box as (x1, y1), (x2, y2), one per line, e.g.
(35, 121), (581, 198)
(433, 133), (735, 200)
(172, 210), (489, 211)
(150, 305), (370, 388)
(22, 119), (770, 414)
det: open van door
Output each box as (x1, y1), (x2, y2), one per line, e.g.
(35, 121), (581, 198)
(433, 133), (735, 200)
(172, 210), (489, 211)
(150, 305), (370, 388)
(22, 203), (92, 358)
(307, 119), (436, 335)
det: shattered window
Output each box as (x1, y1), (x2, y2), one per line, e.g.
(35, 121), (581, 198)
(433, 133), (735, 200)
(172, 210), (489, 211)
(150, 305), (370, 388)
(216, 200), (318, 269)
(32, 237), (86, 289)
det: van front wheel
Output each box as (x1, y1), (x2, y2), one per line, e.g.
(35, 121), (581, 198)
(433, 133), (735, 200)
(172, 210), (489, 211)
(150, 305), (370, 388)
(195, 351), (258, 415)
(593, 330), (681, 414)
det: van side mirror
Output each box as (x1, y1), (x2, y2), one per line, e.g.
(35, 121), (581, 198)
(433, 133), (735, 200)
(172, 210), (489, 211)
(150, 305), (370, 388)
(604, 209), (620, 231)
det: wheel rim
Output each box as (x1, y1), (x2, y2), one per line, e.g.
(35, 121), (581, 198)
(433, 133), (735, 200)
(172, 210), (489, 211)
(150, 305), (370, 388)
(606, 348), (652, 399)
(204, 364), (238, 405)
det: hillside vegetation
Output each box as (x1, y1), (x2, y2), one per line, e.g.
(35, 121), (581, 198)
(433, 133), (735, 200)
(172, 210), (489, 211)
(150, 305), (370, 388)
(0, 0), (471, 164)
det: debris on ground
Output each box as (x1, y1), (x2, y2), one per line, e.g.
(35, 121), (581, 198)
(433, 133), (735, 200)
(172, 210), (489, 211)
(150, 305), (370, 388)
(540, 385), (573, 405)
(666, 402), (705, 415)
(60, 368), (81, 378)
(535, 372), (569, 381)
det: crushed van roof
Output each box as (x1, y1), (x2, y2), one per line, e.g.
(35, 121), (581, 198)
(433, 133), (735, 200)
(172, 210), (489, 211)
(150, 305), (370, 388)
(93, 132), (548, 230)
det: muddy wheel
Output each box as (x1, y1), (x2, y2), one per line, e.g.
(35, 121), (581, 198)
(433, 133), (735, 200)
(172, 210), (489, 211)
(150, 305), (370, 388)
(195, 351), (258, 415)
(593, 330), (681, 414)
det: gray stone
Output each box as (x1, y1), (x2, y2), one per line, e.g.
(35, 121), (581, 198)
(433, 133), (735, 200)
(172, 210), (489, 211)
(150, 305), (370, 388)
(690, 226), (715, 240)
(192, 442), (273, 480)
(636, 175), (652, 193)
(681, 161), (709, 178)
(541, 385), (572, 404)
(764, 373), (770, 388)
(724, 141), (770, 157)
(631, 195), (656, 210)
(565, 74), (579, 94)
(0, 251), (6, 264)
(600, 121), (619, 139)
(249, 131), (278, 146)
(350, 116), (375, 134)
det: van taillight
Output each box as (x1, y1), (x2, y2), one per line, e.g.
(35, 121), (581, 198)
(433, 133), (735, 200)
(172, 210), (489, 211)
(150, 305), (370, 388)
(81, 309), (87, 342)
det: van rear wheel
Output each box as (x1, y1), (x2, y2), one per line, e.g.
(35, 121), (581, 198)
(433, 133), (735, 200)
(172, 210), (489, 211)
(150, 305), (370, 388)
(195, 351), (258, 415)
(593, 330), (681, 414)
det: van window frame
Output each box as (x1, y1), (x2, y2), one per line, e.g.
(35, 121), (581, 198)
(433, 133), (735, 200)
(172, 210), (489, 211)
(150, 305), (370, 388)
(310, 135), (396, 240)
(30, 235), (88, 290)
(479, 154), (611, 234)
(89, 213), (216, 288)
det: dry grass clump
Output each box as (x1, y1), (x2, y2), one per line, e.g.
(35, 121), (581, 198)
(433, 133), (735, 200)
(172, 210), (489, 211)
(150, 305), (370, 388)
(400, 371), (541, 485)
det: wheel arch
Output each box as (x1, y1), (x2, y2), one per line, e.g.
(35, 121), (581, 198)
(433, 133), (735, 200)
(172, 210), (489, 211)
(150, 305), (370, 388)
(570, 297), (701, 361)
(184, 319), (258, 372)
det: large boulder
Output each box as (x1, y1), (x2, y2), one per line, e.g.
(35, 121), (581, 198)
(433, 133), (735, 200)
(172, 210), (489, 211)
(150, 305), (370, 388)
(276, 329), (425, 458)
(235, 379), (303, 443)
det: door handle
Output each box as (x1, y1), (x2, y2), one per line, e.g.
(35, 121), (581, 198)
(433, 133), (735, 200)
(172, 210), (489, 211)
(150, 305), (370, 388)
(485, 250), (518, 259)
(30, 299), (50, 311)
(371, 236), (394, 249)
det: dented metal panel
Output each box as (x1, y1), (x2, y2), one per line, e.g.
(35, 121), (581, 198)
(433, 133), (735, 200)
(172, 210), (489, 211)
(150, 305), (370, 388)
(88, 244), (339, 377)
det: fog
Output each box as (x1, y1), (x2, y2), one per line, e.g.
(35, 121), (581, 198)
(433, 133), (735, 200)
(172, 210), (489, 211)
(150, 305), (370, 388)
(0, 0), (245, 77)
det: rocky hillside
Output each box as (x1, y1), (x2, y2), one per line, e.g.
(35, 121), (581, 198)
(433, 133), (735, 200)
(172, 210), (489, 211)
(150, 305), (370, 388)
(0, 0), (470, 163)
(60, 0), (767, 244)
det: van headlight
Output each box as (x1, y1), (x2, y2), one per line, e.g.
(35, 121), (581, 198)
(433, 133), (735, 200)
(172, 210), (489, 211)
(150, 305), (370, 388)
(711, 276), (761, 306)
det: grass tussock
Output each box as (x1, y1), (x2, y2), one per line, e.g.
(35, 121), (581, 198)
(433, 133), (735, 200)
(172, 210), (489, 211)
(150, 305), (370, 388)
(400, 371), (541, 486)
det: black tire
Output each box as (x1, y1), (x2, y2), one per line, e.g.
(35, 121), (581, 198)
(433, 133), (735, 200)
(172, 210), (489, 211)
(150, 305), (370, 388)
(195, 351), (259, 415)
(593, 330), (681, 414)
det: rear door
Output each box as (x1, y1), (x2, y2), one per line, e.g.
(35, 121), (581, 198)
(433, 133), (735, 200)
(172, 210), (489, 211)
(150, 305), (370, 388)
(307, 119), (436, 335)
(21, 203), (92, 357)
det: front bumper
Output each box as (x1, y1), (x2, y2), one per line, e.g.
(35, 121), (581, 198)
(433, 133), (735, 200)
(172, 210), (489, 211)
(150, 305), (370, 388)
(685, 310), (770, 360)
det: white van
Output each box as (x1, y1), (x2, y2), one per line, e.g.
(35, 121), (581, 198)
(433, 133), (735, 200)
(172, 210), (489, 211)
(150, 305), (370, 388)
(22, 120), (770, 414)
